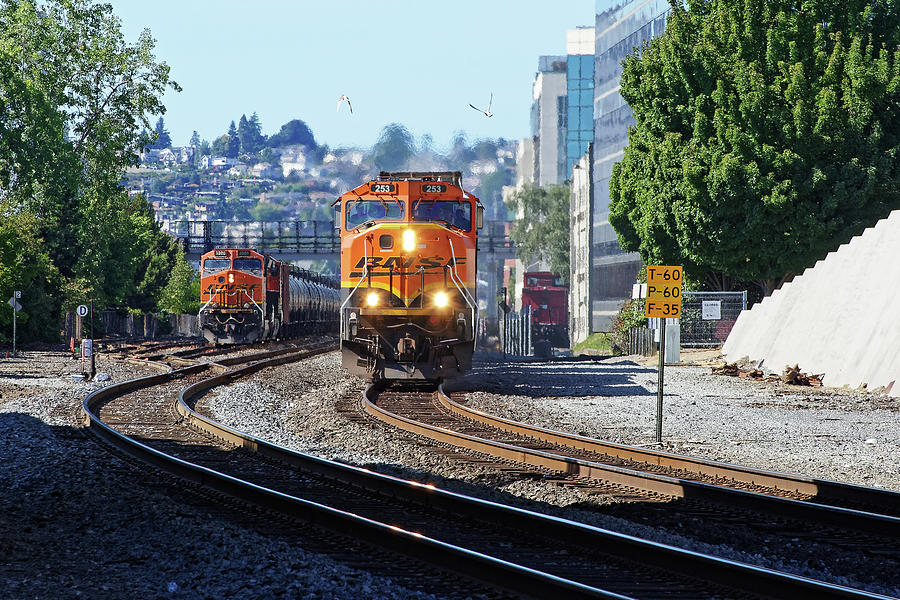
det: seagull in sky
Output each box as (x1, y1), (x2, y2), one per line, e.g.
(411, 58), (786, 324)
(337, 94), (353, 114)
(469, 93), (493, 117)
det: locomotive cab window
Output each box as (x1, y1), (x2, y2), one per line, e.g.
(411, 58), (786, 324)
(345, 199), (405, 229)
(202, 259), (231, 275)
(233, 258), (262, 275)
(412, 199), (471, 231)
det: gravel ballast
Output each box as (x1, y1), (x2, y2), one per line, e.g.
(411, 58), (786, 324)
(2, 347), (898, 598)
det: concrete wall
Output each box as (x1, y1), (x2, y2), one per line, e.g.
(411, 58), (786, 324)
(723, 210), (900, 396)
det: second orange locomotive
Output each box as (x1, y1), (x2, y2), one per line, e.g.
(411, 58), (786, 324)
(337, 171), (482, 380)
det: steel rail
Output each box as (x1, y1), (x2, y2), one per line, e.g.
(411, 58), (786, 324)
(363, 383), (900, 540)
(438, 385), (900, 514)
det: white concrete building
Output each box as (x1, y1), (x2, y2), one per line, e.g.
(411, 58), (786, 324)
(530, 55), (567, 186)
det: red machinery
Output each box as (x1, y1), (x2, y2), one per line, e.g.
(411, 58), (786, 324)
(521, 272), (569, 349)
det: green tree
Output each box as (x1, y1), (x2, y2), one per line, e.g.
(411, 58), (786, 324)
(250, 201), (286, 221)
(224, 121), (240, 158)
(0, 0), (178, 340)
(267, 119), (316, 148)
(370, 123), (414, 171)
(238, 112), (265, 154)
(506, 184), (570, 282)
(211, 134), (229, 156)
(609, 0), (900, 294)
(159, 247), (199, 314)
(149, 117), (172, 149)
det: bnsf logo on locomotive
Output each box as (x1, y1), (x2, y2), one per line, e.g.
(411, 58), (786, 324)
(203, 283), (260, 295)
(352, 255), (466, 271)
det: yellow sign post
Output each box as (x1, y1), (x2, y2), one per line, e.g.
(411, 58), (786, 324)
(645, 265), (682, 318)
(645, 265), (682, 443)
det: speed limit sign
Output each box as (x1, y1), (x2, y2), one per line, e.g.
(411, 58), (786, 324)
(76, 304), (89, 317)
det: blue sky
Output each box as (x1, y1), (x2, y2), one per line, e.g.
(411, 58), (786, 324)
(108, 1), (594, 151)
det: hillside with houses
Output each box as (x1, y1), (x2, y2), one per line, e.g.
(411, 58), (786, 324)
(131, 117), (517, 236)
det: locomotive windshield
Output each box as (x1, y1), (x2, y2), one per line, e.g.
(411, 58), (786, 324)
(202, 259), (231, 274)
(233, 258), (262, 275)
(412, 199), (471, 231)
(345, 199), (404, 229)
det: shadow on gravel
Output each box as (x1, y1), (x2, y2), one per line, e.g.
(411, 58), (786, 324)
(0, 412), (490, 599)
(446, 358), (657, 398)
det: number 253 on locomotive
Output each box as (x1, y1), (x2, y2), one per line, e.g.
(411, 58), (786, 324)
(335, 171), (483, 380)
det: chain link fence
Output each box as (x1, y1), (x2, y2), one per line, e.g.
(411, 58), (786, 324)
(623, 291), (747, 354)
(679, 291), (746, 347)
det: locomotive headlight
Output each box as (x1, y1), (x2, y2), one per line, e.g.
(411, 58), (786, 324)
(402, 229), (416, 252)
(366, 291), (379, 306)
(228, 273), (234, 283)
(434, 291), (449, 307)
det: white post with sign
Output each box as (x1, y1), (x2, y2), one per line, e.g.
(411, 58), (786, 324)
(645, 266), (682, 443)
(9, 291), (22, 357)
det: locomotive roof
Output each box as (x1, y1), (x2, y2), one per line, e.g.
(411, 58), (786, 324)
(377, 171), (462, 188)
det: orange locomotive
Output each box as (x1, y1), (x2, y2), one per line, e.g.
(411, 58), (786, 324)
(336, 172), (483, 379)
(198, 248), (339, 344)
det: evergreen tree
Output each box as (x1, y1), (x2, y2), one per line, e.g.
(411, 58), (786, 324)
(224, 120), (240, 158)
(150, 117), (172, 149)
(160, 248), (200, 314)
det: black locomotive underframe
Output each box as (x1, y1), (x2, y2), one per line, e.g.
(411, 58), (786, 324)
(341, 312), (473, 380)
(200, 309), (263, 345)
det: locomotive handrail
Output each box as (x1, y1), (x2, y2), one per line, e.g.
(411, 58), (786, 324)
(242, 287), (265, 322)
(447, 236), (477, 338)
(340, 236), (370, 312)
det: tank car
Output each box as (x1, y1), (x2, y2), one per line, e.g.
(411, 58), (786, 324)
(198, 248), (338, 344)
(336, 171), (483, 380)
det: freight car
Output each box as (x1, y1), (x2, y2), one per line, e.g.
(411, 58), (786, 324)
(336, 171), (483, 380)
(198, 248), (339, 344)
(521, 271), (569, 351)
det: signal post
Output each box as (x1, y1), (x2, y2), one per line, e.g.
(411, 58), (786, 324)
(645, 265), (682, 443)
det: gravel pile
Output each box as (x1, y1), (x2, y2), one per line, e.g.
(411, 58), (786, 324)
(3, 347), (899, 598)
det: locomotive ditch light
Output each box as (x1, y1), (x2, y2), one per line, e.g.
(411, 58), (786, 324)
(402, 229), (416, 252)
(434, 291), (449, 307)
(243, 302), (250, 308)
(366, 291), (379, 306)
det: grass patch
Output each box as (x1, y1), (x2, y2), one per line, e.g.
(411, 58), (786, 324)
(572, 332), (613, 355)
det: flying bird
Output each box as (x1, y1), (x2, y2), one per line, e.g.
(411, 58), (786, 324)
(337, 94), (353, 114)
(469, 93), (493, 117)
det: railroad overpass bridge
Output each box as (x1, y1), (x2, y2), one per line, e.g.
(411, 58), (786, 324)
(174, 220), (517, 265)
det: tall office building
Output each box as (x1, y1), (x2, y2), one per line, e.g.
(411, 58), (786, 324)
(565, 27), (595, 178)
(590, 0), (671, 331)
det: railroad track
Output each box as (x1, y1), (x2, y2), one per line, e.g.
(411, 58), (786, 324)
(363, 380), (900, 594)
(80, 346), (889, 599)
